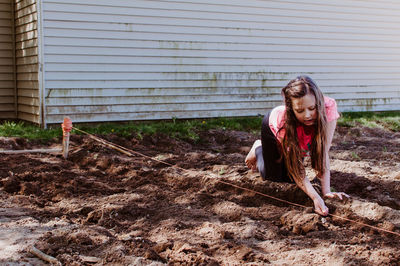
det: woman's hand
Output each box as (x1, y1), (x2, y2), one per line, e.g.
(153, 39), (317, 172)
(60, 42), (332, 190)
(245, 140), (261, 172)
(313, 197), (329, 216)
(324, 192), (350, 200)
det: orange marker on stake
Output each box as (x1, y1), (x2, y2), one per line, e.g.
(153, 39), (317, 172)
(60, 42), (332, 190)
(61, 117), (72, 158)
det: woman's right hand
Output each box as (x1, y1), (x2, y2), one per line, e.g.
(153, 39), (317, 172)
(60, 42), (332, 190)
(313, 197), (329, 216)
(245, 140), (261, 172)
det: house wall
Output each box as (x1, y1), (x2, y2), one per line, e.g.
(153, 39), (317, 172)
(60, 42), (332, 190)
(0, 0), (16, 119)
(40, 0), (400, 124)
(14, 0), (40, 123)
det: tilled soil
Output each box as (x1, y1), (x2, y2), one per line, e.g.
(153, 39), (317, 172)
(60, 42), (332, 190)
(0, 125), (399, 265)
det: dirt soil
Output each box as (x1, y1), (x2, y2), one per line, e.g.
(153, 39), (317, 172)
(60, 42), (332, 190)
(0, 125), (399, 265)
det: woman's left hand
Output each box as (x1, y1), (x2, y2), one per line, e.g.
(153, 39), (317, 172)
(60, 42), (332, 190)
(324, 192), (350, 200)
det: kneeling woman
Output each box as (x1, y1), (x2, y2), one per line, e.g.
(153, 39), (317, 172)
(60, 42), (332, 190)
(245, 75), (349, 216)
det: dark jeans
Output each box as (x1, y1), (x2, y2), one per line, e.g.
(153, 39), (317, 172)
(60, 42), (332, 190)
(255, 112), (294, 183)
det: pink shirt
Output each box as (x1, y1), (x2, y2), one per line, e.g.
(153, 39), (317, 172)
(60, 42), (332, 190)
(269, 96), (340, 156)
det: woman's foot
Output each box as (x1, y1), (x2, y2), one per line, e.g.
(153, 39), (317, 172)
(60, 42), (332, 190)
(245, 140), (261, 172)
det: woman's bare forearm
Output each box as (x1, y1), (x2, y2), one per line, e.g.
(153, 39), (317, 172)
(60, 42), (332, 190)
(319, 119), (337, 195)
(293, 174), (321, 201)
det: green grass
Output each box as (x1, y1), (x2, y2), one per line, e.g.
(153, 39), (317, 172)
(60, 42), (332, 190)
(0, 117), (263, 142)
(0, 121), (61, 141)
(0, 110), (399, 142)
(337, 111), (400, 132)
(75, 116), (263, 142)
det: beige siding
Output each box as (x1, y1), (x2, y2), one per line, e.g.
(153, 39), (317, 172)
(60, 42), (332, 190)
(42, 0), (400, 123)
(15, 0), (39, 123)
(0, 0), (16, 119)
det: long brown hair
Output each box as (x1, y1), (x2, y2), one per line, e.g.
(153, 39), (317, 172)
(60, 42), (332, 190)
(280, 76), (327, 183)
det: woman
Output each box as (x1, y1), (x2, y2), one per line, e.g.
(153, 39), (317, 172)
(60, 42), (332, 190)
(245, 75), (349, 216)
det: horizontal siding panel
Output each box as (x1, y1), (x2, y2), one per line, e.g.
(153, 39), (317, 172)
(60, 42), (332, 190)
(43, 55), (400, 67)
(16, 47), (39, 59)
(0, 49), (13, 58)
(43, 72), (400, 81)
(18, 96), (39, 106)
(0, 3), (11, 12)
(15, 13), (37, 27)
(44, 79), (400, 89)
(0, 104), (15, 112)
(46, 86), (400, 99)
(339, 104), (400, 112)
(45, 80), (281, 89)
(0, 81), (14, 89)
(44, 20), (400, 39)
(15, 39), (38, 50)
(15, 4), (37, 19)
(42, 2), (400, 26)
(0, 27), (12, 35)
(46, 101), (277, 115)
(43, 28), (400, 47)
(0, 112), (16, 119)
(16, 56), (38, 66)
(0, 58), (14, 65)
(46, 87), (281, 98)
(46, 100), (400, 116)
(0, 89), (14, 96)
(19, 88), (39, 97)
(17, 64), (38, 73)
(0, 96), (15, 104)
(43, 63), (400, 74)
(43, 0), (400, 13)
(46, 94), (282, 106)
(44, 18), (400, 39)
(0, 34), (12, 42)
(0, 42), (12, 50)
(45, 109), (270, 124)
(17, 80), (39, 89)
(18, 111), (40, 123)
(15, 31), (37, 42)
(16, 72), (39, 81)
(43, 46), (400, 61)
(15, 22), (37, 35)
(0, 11), (12, 20)
(0, 65), (15, 73)
(18, 103), (40, 114)
(15, 0), (36, 10)
(43, 38), (400, 54)
(0, 73), (13, 80)
(45, 92), (400, 106)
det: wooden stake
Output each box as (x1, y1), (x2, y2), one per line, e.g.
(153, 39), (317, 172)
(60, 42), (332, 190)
(61, 117), (72, 159)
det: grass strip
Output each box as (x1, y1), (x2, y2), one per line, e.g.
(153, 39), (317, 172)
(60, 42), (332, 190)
(0, 111), (399, 142)
(337, 111), (400, 131)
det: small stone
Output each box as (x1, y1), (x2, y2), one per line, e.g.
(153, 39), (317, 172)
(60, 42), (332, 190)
(117, 234), (132, 241)
(79, 255), (101, 263)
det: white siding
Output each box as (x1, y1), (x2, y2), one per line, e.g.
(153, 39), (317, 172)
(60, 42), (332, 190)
(41, 0), (400, 124)
(0, 0), (16, 119)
